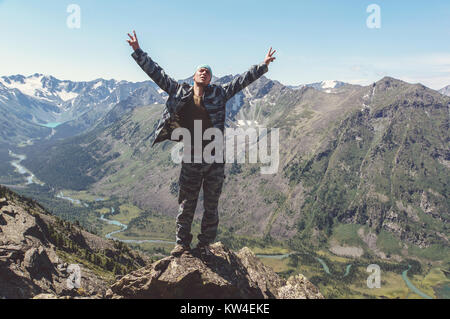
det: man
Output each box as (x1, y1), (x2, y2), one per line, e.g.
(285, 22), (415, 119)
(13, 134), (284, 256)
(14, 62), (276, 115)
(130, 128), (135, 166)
(127, 30), (276, 260)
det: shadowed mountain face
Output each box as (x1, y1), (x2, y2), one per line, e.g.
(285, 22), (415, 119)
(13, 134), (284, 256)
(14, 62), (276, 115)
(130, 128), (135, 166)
(9, 76), (450, 260)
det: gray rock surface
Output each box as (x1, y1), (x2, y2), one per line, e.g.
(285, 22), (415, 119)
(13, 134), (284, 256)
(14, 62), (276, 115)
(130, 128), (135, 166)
(106, 242), (323, 299)
(0, 196), (106, 298)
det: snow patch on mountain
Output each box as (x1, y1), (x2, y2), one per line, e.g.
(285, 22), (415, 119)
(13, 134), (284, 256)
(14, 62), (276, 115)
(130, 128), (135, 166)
(56, 90), (79, 101)
(0, 75), (44, 97)
(321, 80), (339, 89)
(0, 74), (80, 102)
(93, 80), (103, 89)
(288, 80), (347, 93)
(438, 85), (450, 96)
(288, 84), (306, 90)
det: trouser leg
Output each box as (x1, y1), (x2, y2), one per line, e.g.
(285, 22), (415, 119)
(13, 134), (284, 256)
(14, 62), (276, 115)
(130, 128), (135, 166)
(197, 162), (225, 245)
(176, 162), (203, 245)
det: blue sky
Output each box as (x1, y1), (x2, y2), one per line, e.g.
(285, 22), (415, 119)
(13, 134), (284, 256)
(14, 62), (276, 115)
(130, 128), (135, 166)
(1, 0), (449, 89)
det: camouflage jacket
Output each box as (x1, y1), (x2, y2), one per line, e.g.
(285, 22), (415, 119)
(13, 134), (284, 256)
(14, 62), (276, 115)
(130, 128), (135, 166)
(131, 48), (269, 147)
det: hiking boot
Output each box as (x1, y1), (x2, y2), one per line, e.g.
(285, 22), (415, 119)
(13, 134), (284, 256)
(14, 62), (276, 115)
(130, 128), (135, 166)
(194, 243), (213, 262)
(170, 244), (190, 257)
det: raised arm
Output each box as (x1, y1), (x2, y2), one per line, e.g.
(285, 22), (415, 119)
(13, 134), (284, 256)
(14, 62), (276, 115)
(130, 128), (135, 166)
(222, 47), (276, 101)
(127, 30), (179, 96)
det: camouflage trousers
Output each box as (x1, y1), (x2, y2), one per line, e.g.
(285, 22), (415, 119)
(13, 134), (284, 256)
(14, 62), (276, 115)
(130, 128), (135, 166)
(176, 161), (225, 246)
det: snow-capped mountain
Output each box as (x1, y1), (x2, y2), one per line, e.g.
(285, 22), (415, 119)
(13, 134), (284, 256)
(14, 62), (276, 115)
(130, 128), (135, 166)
(0, 74), (166, 144)
(311, 80), (347, 89)
(0, 73), (164, 123)
(0, 72), (353, 146)
(1, 71), (348, 146)
(0, 74), (78, 103)
(288, 80), (348, 93)
(438, 85), (450, 96)
(287, 84), (306, 90)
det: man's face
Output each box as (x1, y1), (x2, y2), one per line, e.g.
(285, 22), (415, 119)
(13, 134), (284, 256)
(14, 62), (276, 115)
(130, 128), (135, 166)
(193, 68), (211, 86)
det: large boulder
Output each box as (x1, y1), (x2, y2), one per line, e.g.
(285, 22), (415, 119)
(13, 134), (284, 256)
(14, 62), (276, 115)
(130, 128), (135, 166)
(0, 196), (105, 298)
(106, 242), (323, 299)
(0, 198), (59, 298)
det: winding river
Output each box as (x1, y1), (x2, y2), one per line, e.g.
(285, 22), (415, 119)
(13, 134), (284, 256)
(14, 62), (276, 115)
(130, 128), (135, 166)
(99, 211), (175, 244)
(402, 265), (433, 299)
(316, 257), (352, 277)
(55, 192), (175, 245)
(316, 257), (332, 275)
(257, 253), (433, 298)
(256, 253), (292, 259)
(54, 183), (442, 299)
(8, 150), (45, 185)
(4, 151), (437, 298)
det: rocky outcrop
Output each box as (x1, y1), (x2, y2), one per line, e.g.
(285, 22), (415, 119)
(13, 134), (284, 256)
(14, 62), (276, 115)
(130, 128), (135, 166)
(106, 242), (323, 299)
(0, 196), (107, 298)
(0, 185), (152, 299)
(0, 186), (322, 299)
(277, 274), (323, 299)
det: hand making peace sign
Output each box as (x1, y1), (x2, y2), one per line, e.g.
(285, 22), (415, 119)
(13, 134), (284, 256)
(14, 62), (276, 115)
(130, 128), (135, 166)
(127, 30), (140, 51)
(264, 47), (276, 66)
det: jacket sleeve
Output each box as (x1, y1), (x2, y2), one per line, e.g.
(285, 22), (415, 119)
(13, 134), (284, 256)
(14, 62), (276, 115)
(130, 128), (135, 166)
(131, 48), (179, 96)
(221, 62), (269, 101)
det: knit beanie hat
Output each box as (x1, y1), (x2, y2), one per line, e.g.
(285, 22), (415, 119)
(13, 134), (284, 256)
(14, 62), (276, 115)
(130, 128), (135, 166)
(196, 64), (212, 78)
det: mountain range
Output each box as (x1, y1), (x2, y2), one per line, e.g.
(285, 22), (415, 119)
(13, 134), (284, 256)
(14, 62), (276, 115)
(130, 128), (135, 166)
(2, 71), (446, 267)
(288, 80), (350, 93)
(0, 73), (357, 145)
(0, 74), (165, 143)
